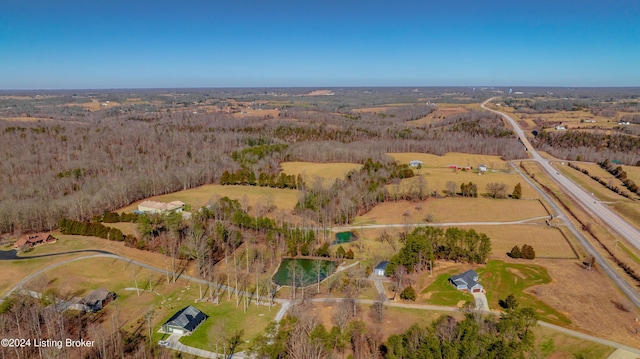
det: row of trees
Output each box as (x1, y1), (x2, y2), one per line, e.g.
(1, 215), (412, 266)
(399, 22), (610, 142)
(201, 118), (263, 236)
(599, 159), (640, 195)
(568, 161), (636, 199)
(58, 218), (132, 243)
(386, 227), (492, 275)
(220, 170), (302, 189)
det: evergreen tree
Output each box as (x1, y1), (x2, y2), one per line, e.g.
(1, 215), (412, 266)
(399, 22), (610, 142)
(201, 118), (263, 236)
(400, 286), (417, 301)
(512, 183), (522, 199)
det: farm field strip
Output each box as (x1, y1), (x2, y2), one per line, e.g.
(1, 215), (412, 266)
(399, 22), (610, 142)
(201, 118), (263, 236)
(116, 184), (299, 214)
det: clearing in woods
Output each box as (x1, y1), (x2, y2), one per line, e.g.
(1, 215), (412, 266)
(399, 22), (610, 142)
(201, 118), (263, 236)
(280, 162), (362, 187)
(116, 184), (299, 214)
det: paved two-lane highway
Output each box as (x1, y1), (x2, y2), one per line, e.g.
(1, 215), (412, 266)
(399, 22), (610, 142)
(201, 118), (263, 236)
(482, 98), (640, 249)
(482, 98), (640, 308)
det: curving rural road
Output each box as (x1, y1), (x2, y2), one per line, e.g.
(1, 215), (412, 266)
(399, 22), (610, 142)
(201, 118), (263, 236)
(482, 98), (640, 308)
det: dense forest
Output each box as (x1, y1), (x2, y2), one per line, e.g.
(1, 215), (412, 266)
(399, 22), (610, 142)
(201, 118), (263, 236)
(0, 89), (527, 234)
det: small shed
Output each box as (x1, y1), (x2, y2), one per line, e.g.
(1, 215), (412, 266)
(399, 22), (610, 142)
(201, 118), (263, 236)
(161, 306), (208, 335)
(409, 160), (423, 168)
(374, 261), (389, 276)
(478, 165), (488, 172)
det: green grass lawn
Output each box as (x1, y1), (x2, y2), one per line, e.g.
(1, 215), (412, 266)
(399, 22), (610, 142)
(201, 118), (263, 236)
(177, 299), (278, 353)
(422, 270), (473, 306)
(477, 260), (570, 325)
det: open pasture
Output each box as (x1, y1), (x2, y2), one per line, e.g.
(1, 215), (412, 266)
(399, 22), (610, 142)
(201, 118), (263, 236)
(457, 224), (578, 259)
(117, 184), (299, 214)
(280, 161), (361, 187)
(531, 259), (640, 347)
(389, 152), (509, 170)
(355, 197), (548, 225)
(389, 170), (539, 199)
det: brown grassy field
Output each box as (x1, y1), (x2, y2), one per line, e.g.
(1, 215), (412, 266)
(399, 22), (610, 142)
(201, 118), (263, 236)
(457, 224), (578, 259)
(389, 152), (509, 170)
(354, 198), (548, 225)
(116, 184), (299, 214)
(531, 258), (640, 348)
(280, 161), (362, 187)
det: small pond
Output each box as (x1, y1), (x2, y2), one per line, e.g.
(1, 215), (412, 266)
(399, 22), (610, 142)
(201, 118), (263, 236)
(333, 231), (356, 244)
(272, 258), (337, 287)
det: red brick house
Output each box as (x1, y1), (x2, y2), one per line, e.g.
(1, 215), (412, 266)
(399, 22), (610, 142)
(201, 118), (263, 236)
(13, 233), (56, 249)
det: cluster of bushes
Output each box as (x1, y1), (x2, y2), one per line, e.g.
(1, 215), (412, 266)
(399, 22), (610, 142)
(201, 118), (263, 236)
(599, 159), (640, 196)
(568, 162), (634, 199)
(58, 218), (135, 244)
(219, 169), (302, 189)
(508, 244), (536, 259)
(335, 245), (355, 259)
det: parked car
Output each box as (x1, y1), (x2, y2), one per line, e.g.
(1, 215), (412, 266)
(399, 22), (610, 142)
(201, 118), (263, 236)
(158, 340), (169, 347)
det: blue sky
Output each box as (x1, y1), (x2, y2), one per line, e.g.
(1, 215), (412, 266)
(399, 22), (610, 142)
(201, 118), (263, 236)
(1, 0), (639, 89)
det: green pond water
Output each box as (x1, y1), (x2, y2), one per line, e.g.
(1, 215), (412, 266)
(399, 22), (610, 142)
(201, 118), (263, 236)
(334, 231), (356, 244)
(272, 258), (337, 287)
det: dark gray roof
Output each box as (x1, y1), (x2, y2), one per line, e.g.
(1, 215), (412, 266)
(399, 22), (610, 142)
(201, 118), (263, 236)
(163, 306), (208, 332)
(450, 270), (480, 289)
(375, 261), (389, 270)
(81, 288), (112, 306)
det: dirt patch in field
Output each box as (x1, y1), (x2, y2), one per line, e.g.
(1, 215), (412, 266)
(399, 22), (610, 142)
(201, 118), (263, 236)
(530, 259), (640, 348)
